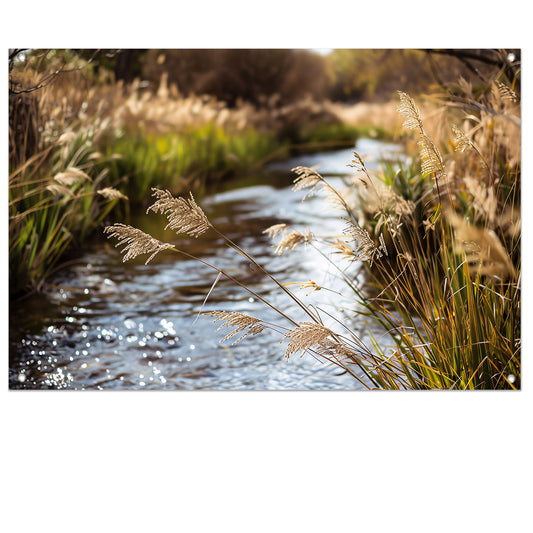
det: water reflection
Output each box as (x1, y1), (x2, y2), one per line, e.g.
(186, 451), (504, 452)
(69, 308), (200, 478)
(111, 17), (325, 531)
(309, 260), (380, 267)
(10, 141), (403, 390)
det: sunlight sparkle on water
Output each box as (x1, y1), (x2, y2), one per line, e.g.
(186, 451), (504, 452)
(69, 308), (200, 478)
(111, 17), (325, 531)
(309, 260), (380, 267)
(160, 319), (176, 335)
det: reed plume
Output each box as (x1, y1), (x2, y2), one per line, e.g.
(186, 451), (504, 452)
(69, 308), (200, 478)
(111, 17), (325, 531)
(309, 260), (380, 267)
(396, 91), (423, 131)
(203, 311), (267, 344)
(147, 188), (212, 237)
(397, 91), (445, 181)
(264, 223), (317, 256)
(343, 220), (388, 265)
(45, 182), (75, 198)
(97, 187), (128, 200)
(53, 167), (91, 186)
(262, 223), (289, 239)
(348, 151), (368, 174)
(292, 166), (325, 199)
(494, 80), (519, 103)
(452, 124), (474, 153)
(417, 135), (445, 181)
(103, 223), (174, 264)
(274, 230), (312, 255)
(292, 165), (354, 215)
(283, 322), (334, 360)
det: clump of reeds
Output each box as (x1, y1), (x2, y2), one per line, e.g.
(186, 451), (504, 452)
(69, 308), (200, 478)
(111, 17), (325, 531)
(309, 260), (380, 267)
(352, 85), (520, 389)
(9, 127), (128, 295)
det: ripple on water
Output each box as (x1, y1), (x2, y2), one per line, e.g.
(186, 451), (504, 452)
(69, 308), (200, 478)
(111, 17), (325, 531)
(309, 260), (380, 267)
(10, 145), (402, 390)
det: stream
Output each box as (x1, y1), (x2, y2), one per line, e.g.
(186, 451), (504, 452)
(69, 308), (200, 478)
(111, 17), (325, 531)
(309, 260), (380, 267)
(9, 139), (405, 390)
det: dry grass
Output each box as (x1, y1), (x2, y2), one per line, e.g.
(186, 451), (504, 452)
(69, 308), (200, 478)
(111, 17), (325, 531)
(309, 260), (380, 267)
(103, 224), (175, 264)
(11, 53), (338, 294)
(328, 100), (404, 136)
(104, 78), (520, 390)
(204, 311), (267, 345)
(18, 52), (517, 388)
(146, 188), (212, 237)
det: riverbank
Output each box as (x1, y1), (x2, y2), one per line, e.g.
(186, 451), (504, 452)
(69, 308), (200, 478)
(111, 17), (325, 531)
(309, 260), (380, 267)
(11, 141), (397, 390)
(9, 79), (521, 390)
(9, 67), (402, 297)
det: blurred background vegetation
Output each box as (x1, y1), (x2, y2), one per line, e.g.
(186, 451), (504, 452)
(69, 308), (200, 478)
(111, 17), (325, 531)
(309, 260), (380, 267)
(8, 48), (519, 296)
(22, 48), (508, 102)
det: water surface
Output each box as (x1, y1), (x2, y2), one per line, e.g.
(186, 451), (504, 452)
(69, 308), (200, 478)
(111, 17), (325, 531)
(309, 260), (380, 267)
(9, 139), (403, 390)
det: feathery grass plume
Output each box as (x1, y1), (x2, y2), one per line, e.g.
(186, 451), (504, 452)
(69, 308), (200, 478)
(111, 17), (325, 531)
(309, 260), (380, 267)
(397, 91), (445, 181)
(343, 220), (387, 265)
(262, 223), (289, 239)
(204, 311), (267, 344)
(451, 124), (490, 170)
(396, 91), (423, 131)
(348, 151), (368, 174)
(417, 132), (445, 180)
(359, 178), (415, 218)
(324, 185), (357, 212)
(147, 188), (212, 237)
(495, 80), (519, 103)
(104, 223), (174, 264)
(46, 182), (75, 198)
(315, 338), (360, 365)
(332, 239), (357, 261)
(274, 229), (312, 255)
(292, 165), (355, 216)
(452, 124), (474, 153)
(97, 187), (128, 200)
(283, 322), (334, 360)
(292, 166), (324, 199)
(53, 167), (91, 186)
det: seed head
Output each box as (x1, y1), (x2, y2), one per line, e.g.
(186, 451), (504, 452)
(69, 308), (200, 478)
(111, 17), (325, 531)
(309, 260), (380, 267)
(147, 188), (212, 237)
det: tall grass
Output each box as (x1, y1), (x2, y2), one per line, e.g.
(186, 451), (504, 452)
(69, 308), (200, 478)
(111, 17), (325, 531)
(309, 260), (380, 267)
(9, 131), (127, 295)
(10, 54), (376, 296)
(105, 81), (520, 390)
(103, 124), (282, 203)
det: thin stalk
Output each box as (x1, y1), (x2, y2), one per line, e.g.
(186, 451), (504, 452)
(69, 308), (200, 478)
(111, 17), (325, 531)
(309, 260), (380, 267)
(167, 245), (300, 329)
(211, 226), (321, 324)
